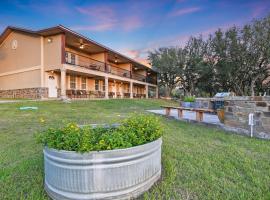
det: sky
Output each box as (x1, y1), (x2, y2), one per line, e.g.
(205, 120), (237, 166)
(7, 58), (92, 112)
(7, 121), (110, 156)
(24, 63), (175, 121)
(1, 0), (270, 65)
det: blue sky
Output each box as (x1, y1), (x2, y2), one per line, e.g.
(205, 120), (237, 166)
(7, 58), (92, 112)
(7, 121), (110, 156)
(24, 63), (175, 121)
(1, 0), (270, 64)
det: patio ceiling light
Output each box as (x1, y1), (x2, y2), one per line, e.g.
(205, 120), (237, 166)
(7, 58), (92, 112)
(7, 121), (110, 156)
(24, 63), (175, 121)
(79, 44), (84, 49)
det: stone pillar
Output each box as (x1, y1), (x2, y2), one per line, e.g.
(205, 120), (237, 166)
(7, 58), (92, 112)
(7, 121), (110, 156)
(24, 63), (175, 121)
(105, 76), (109, 99)
(145, 85), (149, 99)
(155, 87), (158, 98)
(130, 82), (133, 99)
(60, 68), (67, 99)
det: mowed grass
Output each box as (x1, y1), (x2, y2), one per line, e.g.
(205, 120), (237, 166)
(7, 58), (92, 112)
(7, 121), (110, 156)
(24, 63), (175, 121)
(0, 99), (269, 200)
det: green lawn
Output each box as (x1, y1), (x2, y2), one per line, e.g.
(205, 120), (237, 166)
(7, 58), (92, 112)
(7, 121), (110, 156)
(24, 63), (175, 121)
(0, 99), (269, 200)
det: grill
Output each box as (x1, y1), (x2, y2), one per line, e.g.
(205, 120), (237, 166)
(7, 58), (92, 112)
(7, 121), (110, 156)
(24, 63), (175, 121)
(211, 92), (233, 110)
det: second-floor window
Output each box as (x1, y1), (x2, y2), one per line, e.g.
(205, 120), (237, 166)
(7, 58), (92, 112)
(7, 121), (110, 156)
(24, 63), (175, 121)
(65, 52), (68, 63)
(71, 54), (76, 65)
(81, 77), (86, 90)
(70, 76), (76, 89)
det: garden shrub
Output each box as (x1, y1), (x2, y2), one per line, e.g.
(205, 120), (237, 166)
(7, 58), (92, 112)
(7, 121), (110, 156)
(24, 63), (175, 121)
(183, 96), (195, 102)
(37, 114), (163, 152)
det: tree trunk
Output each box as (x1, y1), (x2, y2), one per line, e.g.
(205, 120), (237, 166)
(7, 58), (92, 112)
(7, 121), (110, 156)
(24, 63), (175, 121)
(251, 80), (256, 97)
(164, 86), (172, 97)
(250, 75), (260, 96)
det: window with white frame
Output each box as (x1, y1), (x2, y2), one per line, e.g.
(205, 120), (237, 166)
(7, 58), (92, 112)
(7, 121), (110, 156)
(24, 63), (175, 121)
(65, 52), (69, 63)
(102, 80), (105, 91)
(71, 54), (76, 65)
(70, 76), (76, 89)
(95, 80), (99, 91)
(81, 77), (87, 90)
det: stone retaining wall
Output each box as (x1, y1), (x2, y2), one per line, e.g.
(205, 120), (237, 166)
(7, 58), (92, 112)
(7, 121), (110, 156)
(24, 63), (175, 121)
(224, 96), (270, 139)
(0, 87), (48, 99)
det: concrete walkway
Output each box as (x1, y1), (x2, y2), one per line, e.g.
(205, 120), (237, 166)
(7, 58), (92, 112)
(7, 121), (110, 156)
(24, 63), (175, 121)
(147, 109), (221, 125)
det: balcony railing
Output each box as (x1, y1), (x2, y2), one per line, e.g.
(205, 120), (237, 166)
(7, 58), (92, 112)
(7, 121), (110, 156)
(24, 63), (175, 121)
(66, 51), (106, 72)
(108, 64), (131, 78)
(65, 51), (156, 84)
(132, 73), (146, 82)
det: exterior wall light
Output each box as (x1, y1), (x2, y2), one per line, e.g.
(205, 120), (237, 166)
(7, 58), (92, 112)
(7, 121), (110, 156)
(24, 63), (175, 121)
(79, 44), (84, 49)
(47, 38), (53, 43)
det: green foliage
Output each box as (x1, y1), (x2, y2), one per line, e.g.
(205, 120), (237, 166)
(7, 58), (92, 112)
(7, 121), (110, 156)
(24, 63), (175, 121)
(149, 15), (270, 96)
(36, 114), (163, 152)
(183, 96), (195, 102)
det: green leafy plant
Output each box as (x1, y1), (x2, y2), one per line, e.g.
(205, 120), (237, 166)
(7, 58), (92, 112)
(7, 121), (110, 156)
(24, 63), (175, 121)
(36, 114), (163, 152)
(183, 96), (195, 102)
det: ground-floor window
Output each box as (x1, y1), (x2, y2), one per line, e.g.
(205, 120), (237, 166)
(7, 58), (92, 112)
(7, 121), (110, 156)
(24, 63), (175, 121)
(102, 80), (105, 91)
(95, 80), (99, 91)
(70, 76), (76, 89)
(81, 77), (87, 90)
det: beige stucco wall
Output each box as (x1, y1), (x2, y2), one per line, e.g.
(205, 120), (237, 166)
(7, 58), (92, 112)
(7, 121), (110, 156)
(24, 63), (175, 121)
(117, 63), (131, 71)
(88, 79), (95, 91)
(44, 35), (62, 71)
(65, 47), (105, 63)
(0, 31), (41, 74)
(0, 69), (41, 90)
(89, 53), (105, 62)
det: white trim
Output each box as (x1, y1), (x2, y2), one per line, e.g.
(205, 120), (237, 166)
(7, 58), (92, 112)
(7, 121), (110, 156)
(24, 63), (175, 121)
(0, 65), (41, 77)
(40, 36), (44, 87)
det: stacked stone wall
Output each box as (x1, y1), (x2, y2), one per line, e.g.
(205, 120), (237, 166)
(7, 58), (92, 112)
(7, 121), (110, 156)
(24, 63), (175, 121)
(224, 96), (270, 139)
(0, 87), (48, 99)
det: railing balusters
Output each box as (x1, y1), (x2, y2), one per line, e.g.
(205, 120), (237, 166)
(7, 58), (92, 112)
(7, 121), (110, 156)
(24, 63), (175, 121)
(65, 51), (156, 84)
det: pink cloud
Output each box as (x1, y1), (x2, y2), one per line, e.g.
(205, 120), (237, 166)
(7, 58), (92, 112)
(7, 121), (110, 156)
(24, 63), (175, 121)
(72, 24), (115, 32)
(75, 6), (143, 32)
(251, 2), (269, 18)
(121, 20), (247, 66)
(169, 7), (201, 17)
(121, 49), (151, 67)
(122, 16), (143, 31)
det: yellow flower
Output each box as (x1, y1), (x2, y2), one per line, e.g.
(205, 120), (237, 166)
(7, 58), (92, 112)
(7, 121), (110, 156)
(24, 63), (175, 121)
(39, 118), (45, 123)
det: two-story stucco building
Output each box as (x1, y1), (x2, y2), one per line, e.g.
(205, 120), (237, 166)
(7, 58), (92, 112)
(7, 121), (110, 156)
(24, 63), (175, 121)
(0, 25), (158, 99)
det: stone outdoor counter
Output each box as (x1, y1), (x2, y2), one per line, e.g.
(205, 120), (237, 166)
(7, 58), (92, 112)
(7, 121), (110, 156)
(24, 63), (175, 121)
(224, 96), (270, 139)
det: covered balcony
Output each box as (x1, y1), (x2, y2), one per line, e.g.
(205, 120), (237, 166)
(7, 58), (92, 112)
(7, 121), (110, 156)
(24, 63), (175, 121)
(63, 31), (157, 85)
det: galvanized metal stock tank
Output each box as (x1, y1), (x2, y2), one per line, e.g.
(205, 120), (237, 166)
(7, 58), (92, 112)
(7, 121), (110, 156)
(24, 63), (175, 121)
(44, 138), (162, 200)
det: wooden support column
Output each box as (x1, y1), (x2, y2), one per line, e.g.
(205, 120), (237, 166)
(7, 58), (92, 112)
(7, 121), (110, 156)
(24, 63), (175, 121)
(60, 68), (67, 99)
(105, 76), (109, 99)
(155, 87), (159, 98)
(145, 85), (149, 99)
(130, 64), (133, 78)
(130, 82), (133, 99)
(104, 52), (108, 72)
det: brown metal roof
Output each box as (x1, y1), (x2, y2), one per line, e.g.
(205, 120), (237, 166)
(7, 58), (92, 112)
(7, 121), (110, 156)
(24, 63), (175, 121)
(0, 25), (156, 73)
